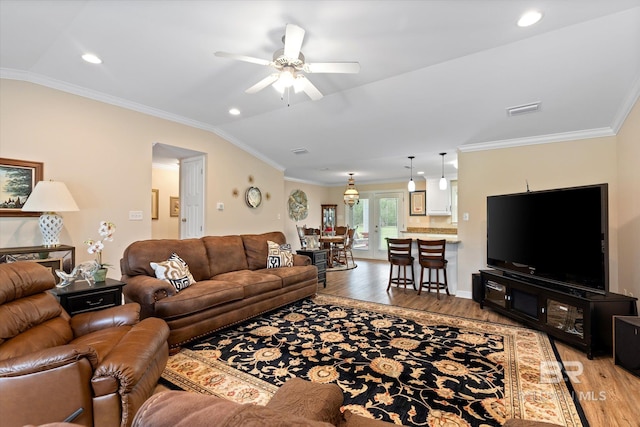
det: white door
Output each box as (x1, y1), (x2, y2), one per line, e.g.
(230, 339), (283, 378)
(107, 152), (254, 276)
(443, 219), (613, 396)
(180, 155), (205, 238)
(347, 191), (404, 260)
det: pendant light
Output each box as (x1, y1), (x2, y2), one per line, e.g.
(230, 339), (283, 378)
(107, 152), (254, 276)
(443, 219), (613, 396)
(439, 152), (447, 190)
(407, 156), (416, 192)
(343, 173), (360, 207)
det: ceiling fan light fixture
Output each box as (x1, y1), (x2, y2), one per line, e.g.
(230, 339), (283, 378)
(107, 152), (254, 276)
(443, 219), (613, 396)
(407, 156), (416, 192)
(278, 66), (296, 88)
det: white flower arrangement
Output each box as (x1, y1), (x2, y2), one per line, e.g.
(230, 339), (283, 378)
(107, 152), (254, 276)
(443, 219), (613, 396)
(84, 220), (116, 269)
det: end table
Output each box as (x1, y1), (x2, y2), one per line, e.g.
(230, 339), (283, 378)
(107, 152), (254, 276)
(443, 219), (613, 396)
(297, 249), (328, 287)
(52, 278), (124, 316)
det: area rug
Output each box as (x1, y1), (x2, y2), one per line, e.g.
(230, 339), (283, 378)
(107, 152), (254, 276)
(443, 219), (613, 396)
(327, 262), (357, 272)
(161, 295), (586, 427)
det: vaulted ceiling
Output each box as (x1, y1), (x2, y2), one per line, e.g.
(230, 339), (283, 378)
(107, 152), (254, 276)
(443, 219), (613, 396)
(1, 1), (639, 185)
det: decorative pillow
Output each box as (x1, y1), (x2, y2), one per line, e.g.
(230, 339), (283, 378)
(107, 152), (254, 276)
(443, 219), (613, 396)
(150, 253), (196, 291)
(267, 240), (294, 269)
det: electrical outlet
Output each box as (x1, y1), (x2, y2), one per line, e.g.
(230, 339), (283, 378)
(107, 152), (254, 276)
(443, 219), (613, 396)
(463, 212), (470, 221)
(129, 210), (143, 220)
(216, 202), (224, 211)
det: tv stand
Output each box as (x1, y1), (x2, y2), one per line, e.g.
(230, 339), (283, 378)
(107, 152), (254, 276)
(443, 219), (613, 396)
(480, 270), (637, 359)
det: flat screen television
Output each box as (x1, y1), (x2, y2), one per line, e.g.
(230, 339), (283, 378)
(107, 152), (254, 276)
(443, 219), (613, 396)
(486, 183), (608, 294)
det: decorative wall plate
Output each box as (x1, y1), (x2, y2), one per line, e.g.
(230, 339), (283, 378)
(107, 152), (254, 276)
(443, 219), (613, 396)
(288, 189), (309, 221)
(245, 186), (262, 208)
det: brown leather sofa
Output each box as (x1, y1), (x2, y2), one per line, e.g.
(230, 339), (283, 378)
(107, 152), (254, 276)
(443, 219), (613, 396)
(120, 231), (318, 350)
(132, 378), (396, 427)
(0, 261), (170, 427)
(131, 378), (565, 427)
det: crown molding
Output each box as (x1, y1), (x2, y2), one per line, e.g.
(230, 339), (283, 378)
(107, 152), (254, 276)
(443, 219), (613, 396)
(0, 68), (285, 172)
(611, 74), (640, 133)
(458, 127), (616, 153)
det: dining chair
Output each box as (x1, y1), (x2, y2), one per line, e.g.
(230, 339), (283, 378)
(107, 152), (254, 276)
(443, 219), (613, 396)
(335, 227), (356, 268)
(386, 238), (415, 291)
(416, 239), (449, 299)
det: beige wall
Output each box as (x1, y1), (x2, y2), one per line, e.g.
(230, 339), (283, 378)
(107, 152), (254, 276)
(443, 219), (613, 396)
(283, 180), (331, 249)
(616, 99), (640, 298)
(0, 80), (285, 278)
(458, 136), (620, 293)
(151, 166), (180, 239)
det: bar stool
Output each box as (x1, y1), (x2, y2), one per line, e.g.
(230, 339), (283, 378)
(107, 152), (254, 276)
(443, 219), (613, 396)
(417, 239), (449, 299)
(386, 238), (415, 291)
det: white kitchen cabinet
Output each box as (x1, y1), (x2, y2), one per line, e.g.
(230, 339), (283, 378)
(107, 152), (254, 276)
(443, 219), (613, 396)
(426, 178), (451, 216)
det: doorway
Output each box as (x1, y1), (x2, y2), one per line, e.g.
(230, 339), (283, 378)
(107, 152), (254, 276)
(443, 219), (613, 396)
(152, 143), (206, 239)
(347, 191), (405, 260)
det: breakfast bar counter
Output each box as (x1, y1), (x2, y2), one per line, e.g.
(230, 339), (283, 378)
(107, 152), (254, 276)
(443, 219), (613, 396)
(400, 229), (460, 296)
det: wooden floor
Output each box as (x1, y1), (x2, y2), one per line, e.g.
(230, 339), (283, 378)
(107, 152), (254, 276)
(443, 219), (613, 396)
(320, 259), (640, 427)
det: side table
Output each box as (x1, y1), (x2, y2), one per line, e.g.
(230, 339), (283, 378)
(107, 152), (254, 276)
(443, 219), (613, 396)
(297, 249), (328, 287)
(52, 278), (125, 316)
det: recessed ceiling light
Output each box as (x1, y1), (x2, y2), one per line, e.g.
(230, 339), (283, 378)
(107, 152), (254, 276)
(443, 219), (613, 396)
(229, 108), (241, 115)
(81, 53), (102, 64)
(417, 171), (425, 175)
(517, 10), (543, 27)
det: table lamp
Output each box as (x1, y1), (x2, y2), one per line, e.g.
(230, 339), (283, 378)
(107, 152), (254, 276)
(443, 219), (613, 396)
(21, 180), (79, 247)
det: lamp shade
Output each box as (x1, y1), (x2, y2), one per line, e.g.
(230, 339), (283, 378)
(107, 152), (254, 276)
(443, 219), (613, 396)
(22, 180), (79, 247)
(21, 180), (79, 213)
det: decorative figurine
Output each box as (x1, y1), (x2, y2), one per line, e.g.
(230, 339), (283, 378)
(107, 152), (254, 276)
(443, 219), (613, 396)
(55, 260), (100, 287)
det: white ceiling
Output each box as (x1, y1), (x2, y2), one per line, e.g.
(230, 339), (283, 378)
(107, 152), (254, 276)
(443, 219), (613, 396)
(1, 1), (639, 186)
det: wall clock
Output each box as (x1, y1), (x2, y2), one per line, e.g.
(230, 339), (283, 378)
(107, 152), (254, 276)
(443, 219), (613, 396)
(288, 189), (309, 221)
(245, 186), (262, 208)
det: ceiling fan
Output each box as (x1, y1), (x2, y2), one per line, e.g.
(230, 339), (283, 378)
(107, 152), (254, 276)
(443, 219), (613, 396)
(215, 24), (360, 101)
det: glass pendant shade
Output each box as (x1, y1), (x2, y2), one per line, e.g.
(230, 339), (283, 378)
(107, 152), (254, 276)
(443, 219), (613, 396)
(439, 152), (447, 190)
(407, 156), (415, 192)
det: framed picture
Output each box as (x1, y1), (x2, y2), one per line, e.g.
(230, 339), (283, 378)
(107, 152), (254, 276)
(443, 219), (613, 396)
(151, 189), (159, 220)
(170, 196), (180, 217)
(0, 158), (44, 217)
(410, 190), (426, 216)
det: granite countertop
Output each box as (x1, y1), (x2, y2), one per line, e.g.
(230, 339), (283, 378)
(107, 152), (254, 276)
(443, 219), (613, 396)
(405, 227), (457, 234)
(400, 227), (460, 244)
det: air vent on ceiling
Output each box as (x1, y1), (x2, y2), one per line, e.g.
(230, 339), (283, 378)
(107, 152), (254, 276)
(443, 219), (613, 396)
(291, 148), (309, 155)
(507, 102), (541, 117)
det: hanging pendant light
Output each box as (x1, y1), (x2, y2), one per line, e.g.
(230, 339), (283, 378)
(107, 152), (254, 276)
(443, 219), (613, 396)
(439, 152), (447, 190)
(343, 173), (360, 207)
(407, 156), (416, 192)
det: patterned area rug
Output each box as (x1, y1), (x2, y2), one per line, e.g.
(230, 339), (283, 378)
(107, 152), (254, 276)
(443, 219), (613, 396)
(161, 295), (586, 426)
(327, 262), (358, 272)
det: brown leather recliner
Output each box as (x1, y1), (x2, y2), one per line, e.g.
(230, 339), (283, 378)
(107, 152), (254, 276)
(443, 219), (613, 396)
(0, 261), (170, 427)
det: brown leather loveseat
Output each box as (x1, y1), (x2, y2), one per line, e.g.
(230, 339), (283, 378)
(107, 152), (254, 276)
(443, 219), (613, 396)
(0, 261), (170, 427)
(120, 231), (318, 350)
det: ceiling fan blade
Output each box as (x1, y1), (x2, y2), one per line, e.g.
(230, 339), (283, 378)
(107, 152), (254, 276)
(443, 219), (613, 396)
(283, 24), (305, 60)
(295, 76), (323, 101)
(215, 51), (271, 66)
(245, 74), (279, 94)
(306, 62), (361, 74)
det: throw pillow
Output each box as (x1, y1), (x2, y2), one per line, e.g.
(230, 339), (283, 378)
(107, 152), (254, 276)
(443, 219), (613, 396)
(267, 240), (294, 269)
(150, 253), (196, 292)
(168, 252), (196, 284)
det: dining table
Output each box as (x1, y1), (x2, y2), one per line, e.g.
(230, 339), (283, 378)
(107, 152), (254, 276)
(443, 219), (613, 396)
(318, 235), (347, 268)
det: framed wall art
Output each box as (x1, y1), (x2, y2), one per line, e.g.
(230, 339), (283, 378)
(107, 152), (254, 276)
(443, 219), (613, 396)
(0, 158), (43, 217)
(170, 196), (180, 217)
(151, 189), (159, 220)
(410, 190), (426, 216)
